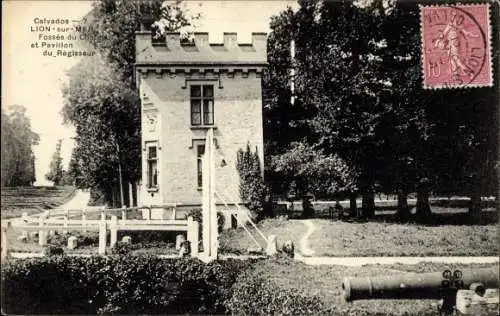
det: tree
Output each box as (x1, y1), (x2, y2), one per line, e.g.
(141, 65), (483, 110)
(45, 139), (64, 185)
(63, 0), (199, 205)
(265, 0), (498, 222)
(236, 144), (268, 219)
(265, 0), (388, 218)
(1, 105), (39, 187)
(62, 53), (140, 204)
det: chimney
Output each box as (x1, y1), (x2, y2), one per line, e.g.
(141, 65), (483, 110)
(223, 32), (238, 48)
(166, 32), (181, 51)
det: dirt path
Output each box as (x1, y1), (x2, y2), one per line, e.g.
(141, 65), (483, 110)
(299, 219), (316, 256)
(7, 189), (98, 225)
(294, 255), (499, 266)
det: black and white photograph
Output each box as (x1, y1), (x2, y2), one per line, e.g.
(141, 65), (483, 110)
(1, 0), (499, 315)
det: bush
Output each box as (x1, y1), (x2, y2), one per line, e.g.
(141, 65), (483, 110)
(48, 232), (99, 248)
(185, 208), (225, 245)
(236, 144), (268, 219)
(116, 230), (178, 243)
(42, 245), (64, 256)
(110, 242), (131, 255)
(1, 255), (252, 315)
(109, 241), (175, 255)
(225, 273), (325, 315)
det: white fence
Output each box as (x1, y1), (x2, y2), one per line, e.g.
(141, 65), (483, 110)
(1, 205), (199, 259)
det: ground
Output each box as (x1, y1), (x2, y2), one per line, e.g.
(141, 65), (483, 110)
(249, 259), (499, 315)
(1, 186), (76, 219)
(3, 188), (498, 315)
(219, 212), (498, 257)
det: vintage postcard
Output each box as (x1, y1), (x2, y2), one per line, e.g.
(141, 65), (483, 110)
(2, 1), (498, 315)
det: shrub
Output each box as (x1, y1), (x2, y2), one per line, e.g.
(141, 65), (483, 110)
(110, 241), (131, 255)
(1, 255), (252, 315)
(48, 232), (99, 248)
(225, 273), (325, 315)
(116, 230), (178, 243)
(185, 208), (225, 232)
(109, 241), (176, 255)
(42, 245), (64, 256)
(236, 144), (268, 219)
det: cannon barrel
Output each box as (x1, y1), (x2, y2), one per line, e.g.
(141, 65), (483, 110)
(342, 267), (499, 301)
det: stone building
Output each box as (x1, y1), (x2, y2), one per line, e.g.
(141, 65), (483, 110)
(134, 31), (266, 224)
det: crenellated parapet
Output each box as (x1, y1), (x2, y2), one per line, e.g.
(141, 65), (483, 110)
(135, 31), (267, 75)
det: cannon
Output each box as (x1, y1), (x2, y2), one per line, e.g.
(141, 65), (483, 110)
(342, 267), (499, 315)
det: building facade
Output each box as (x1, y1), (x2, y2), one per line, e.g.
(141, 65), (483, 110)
(134, 31), (266, 220)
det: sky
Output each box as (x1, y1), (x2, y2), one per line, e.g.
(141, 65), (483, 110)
(2, 0), (296, 186)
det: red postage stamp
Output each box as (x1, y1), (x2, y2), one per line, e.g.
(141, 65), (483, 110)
(420, 4), (492, 89)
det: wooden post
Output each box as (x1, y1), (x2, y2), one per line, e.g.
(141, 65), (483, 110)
(121, 206), (127, 220)
(201, 127), (217, 261)
(63, 209), (69, 234)
(98, 217), (106, 255)
(21, 212), (28, 238)
(101, 208), (106, 221)
(128, 182), (134, 207)
(110, 216), (118, 248)
(187, 216), (199, 258)
(82, 209), (87, 233)
(39, 215), (47, 246)
(172, 206), (177, 220)
(1, 222), (9, 260)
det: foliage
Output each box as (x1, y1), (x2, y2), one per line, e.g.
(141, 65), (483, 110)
(271, 142), (357, 200)
(1, 256), (250, 315)
(185, 208), (225, 245)
(1, 105), (39, 187)
(110, 241), (132, 255)
(42, 245), (65, 257)
(225, 273), (325, 315)
(236, 144), (268, 217)
(48, 232), (99, 248)
(45, 139), (64, 185)
(62, 53), (140, 205)
(264, 0), (499, 218)
(62, 0), (198, 204)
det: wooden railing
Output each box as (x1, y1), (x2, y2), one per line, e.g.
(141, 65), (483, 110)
(1, 205), (198, 259)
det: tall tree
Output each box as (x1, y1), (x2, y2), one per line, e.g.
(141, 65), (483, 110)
(265, 0), (498, 221)
(1, 105), (39, 186)
(63, 0), (198, 205)
(45, 139), (64, 185)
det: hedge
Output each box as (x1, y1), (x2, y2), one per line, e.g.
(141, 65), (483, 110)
(225, 271), (326, 315)
(2, 255), (332, 315)
(1, 255), (251, 315)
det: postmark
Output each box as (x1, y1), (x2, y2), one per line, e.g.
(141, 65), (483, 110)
(420, 4), (492, 89)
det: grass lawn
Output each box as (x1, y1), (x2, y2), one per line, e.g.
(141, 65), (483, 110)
(220, 213), (498, 256)
(249, 259), (499, 315)
(1, 186), (76, 219)
(219, 217), (307, 254)
(309, 219), (498, 257)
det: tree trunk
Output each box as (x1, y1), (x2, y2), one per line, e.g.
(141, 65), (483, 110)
(349, 193), (358, 218)
(396, 189), (410, 221)
(469, 185), (482, 221)
(416, 185), (432, 222)
(362, 192), (375, 219)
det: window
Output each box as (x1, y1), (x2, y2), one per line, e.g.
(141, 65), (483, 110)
(197, 144), (205, 188)
(191, 85), (214, 126)
(146, 144), (158, 189)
